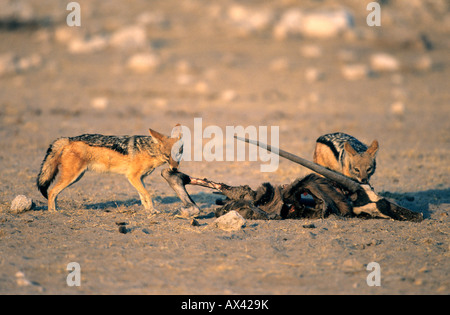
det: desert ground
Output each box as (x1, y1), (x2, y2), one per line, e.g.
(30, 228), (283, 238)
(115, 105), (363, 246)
(0, 0), (449, 295)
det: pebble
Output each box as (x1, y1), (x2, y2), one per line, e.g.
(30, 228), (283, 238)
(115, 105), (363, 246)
(109, 25), (147, 49)
(127, 53), (160, 73)
(370, 53), (400, 72)
(0, 53), (16, 76)
(305, 67), (325, 82)
(214, 211), (246, 232)
(274, 8), (354, 40)
(341, 64), (371, 80)
(10, 195), (34, 214)
(91, 97), (109, 110)
(68, 35), (108, 54)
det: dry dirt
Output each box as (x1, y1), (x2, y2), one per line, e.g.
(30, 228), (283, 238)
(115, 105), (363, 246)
(0, 0), (449, 295)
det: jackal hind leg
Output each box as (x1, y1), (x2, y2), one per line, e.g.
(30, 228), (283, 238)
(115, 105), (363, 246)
(127, 172), (159, 213)
(47, 164), (86, 212)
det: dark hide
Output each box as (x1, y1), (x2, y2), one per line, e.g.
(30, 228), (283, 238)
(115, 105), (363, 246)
(163, 170), (356, 220)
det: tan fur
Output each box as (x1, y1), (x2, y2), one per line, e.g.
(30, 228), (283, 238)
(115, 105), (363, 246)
(38, 127), (181, 212)
(314, 138), (379, 184)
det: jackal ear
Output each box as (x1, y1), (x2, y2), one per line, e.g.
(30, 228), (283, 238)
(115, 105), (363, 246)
(366, 140), (379, 157)
(171, 123), (182, 140)
(149, 128), (166, 144)
(344, 141), (357, 156)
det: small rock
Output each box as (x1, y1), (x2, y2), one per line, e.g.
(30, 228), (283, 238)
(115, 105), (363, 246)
(227, 5), (273, 34)
(302, 223), (316, 229)
(16, 54), (42, 72)
(301, 8), (354, 39)
(299, 44), (322, 59)
(341, 64), (371, 80)
(390, 101), (405, 116)
(414, 55), (433, 71)
(91, 97), (109, 110)
(191, 218), (200, 226)
(127, 53), (160, 73)
(370, 53), (400, 72)
(305, 67), (324, 82)
(274, 8), (354, 40)
(220, 89), (237, 102)
(342, 258), (364, 272)
(214, 211), (246, 232)
(10, 195), (34, 214)
(0, 53), (16, 76)
(110, 25), (147, 49)
(68, 35), (108, 54)
(15, 271), (33, 287)
(118, 226), (128, 234)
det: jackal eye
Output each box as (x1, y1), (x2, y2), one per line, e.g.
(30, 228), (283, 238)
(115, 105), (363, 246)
(354, 167), (360, 173)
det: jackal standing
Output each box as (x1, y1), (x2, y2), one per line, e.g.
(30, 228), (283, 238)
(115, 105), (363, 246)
(37, 126), (183, 212)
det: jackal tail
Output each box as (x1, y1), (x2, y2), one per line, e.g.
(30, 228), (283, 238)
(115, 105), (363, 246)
(36, 138), (69, 199)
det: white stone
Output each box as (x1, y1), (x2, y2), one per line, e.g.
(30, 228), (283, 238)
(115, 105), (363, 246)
(0, 53), (16, 76)
(370, 53), (400, 72)
(274, 8), (354, 39)
(127, 53), (160, 73)
(341, 64), (371, 80)
(68, 35), (108, 54)
(10, 195), (34, 214)
(214, 211), (246, 232)
(110, 25), (147, 49)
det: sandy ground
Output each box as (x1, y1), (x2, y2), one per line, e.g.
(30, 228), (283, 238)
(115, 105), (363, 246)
(0, 0), (449, 295)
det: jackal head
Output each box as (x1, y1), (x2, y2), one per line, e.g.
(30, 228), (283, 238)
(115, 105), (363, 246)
(149, 124), (183, 170)
(343, 140), (379, 184)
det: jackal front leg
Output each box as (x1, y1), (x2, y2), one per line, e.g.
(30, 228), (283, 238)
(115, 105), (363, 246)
(127, 173), (159, 213)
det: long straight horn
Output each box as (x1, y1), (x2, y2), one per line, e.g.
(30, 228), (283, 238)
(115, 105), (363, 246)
(235, 136), (361, 193)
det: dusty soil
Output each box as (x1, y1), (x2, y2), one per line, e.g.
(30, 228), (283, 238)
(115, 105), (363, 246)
(0, 0), (449, 294)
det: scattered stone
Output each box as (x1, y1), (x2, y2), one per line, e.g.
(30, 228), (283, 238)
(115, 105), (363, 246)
(16, 54), (42, 73)
(214, 211), (246, 232)
(15, 271), (34, 287)
(341, 64), (371, 80)
(414, 55), (433, 71)
(299, 44), (322, 59)
(302, 223), (316, 229)
(0, 53), (16, 76)
(305, 67), (325, 82)
(220, 89), (238, 102)
(90, 97), (109, 110)
(390, 101), (405, 117)
(54, 26), (76, 44)
(227, 5), (273, 35)
(342, 258), (364, 272)
(118, 225), (128, 234)
(127, 53), (160, 73)
(370, 53), (400, 72)
(191, 218), (200, 226)
(10, 195), (34, 214)
(274, 8), (354, 40)
(110, 25), (147, 49)
(68, 35), (108, 54)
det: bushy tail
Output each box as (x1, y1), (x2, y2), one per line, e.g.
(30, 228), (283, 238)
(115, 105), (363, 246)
(36, 138), (69, 199)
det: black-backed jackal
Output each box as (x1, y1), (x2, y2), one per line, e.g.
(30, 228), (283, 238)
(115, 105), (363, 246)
(37, 125), (183, 212)
(313, 132), (379, 184)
